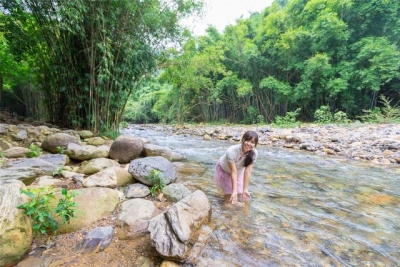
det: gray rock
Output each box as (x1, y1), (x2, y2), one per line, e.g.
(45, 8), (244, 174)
(128, 156), (177, 186)
(3, 147), (30, 158)
(109, 135), (144, 163)
(0, 154), (68, 182)
(148, 190), (211, 261)
(0, 180), (33, 267)
(56, 187), (119, 234)
(41, 132), (80, 153)
(74, 226), (114, 253)
(125, 183), (150, 198)
(144, 143), (173, 161)
(77, 158), (120, 175)
(116, 199), (159, 239)
(163, 183), (191, 202)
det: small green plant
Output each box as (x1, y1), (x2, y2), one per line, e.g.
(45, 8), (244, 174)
(314, 106), (333, 123)
(256, 115), (265, 124)
(358, 95), (400, 123)
(145, 170), (165, 197)
(333, 111), (351, 123)
(56, 146), (66, 154)
(27, 143), (42, 158)
(17, 187), (78, 235)
(275, 108), (301, 126)
(0, 151), (6, 165)
(119, 121), (129, 130)
(56, 188), (78, 224)
(100, 126), (120, 140)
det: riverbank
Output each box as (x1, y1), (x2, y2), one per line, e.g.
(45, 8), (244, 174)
(127, 122), (400, 165)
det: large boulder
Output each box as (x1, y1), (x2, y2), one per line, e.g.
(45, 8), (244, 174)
(55, 187), (120, 234)
(148, 190), (211, 261)
(116, 199), (159, 239)
(128, 156), (177, 186)
(77, 158), (120, 175)
(162, 183), (191, 202)
(143, 144), (173, 161)
(109, 135), (144, 163)
(0, 180), (33, 267)
(0, 154), (68, 183)
(41, 132), (80, 153)
(82, 166), (133, 188)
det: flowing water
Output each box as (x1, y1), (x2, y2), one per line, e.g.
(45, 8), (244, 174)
(122, 126), (400, 267)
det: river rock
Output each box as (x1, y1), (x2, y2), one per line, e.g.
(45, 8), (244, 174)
(3, 147), (30, 158)
(41, 132), (80, 153)
(116, 199), (159, 239)
(54, 187), (119, 234)
(0, 154), (68, 182)
(125, 183), (150, 198)
(148, 190), (211, 261)
(0, 180), (33, 267)
(77, 158), (120, 175)
(128, 156), (177, 186)
(109, 135), (144, 163)
(74, 226), (114, 254)
(77, 130), (94, 139)
(144, 143), (173, 161)
(162, 183), (191, 202)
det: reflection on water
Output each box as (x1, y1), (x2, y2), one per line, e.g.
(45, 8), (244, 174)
(123, 126), (400, 266)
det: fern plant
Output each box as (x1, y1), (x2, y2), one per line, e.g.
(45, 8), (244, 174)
(359, 95), (400, 123)
(27, 143), (41, 158)
(145, 170), (166, 197)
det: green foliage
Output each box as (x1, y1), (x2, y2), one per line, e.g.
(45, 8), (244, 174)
(119, 121), (129, 130)
(56, 146), (66, 154)
(333, 111), (351, 124)
(314, 106), (333, 123)
(2, 0), (203, 131)
(17, 187), (78, 235)
(256, 115), (265, 124)
(27, 143), (41, 158)
(100, 126), (119, 140)
(56, 188), (78, 225)
(145, 170), (165, 197)
(275, 108), (301, 126)
(0, 152), (6, 165)
(358, 96), (400, 123)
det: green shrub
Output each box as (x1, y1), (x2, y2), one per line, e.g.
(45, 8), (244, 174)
(333, 111), (350, 123)
(256, 115), (265, 124)
(27, 143), (41, 158)
(314, 106), (333, 123)
(0, 152), (6, 165)
(145, 170), (165, 197)
(17, 187), (78, 235)
(358, 95), (400, 123)
(100, 129), (119, 140)
(275, 108), (301, 126)
(119, 121), (129, 130)
(56, 146), (66, 154)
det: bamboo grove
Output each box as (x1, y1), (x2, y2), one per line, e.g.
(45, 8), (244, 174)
(124, 0), (400, 124)
(0, 0), (202, 131)
(1, 0), (400, 129)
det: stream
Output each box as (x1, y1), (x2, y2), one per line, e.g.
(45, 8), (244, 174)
(122, 125), (400, 267)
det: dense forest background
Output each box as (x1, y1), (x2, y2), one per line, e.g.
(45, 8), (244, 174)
(1, 0), (400, 132)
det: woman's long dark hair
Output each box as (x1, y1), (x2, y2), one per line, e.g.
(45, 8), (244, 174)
(242, 131), (259, 167)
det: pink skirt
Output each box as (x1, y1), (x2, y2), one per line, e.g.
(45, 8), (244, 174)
(214, 160), (244, 194)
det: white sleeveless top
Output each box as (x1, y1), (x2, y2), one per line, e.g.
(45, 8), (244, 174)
(219, 144), (258, 173)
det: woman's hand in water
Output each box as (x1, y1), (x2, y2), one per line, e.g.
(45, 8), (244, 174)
(230, 192), (238, 204)
(243, 191), (251, 202)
